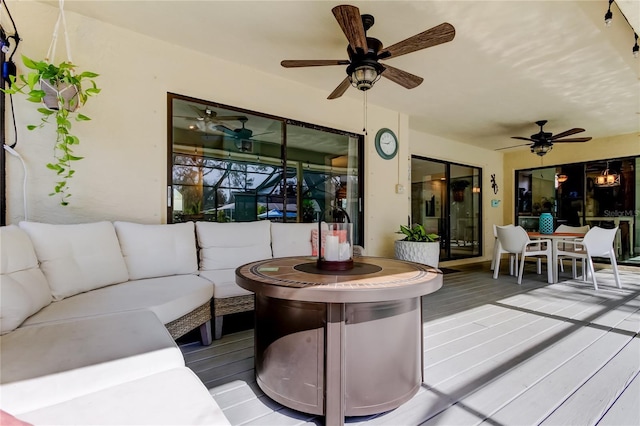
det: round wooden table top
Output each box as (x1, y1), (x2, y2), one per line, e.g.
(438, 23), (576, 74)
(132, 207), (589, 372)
(527, 232), (585, 238)
(235, 256), (443, 303)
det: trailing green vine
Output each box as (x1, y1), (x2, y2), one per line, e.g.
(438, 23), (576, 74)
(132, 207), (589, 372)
(3, 55), (100, 205)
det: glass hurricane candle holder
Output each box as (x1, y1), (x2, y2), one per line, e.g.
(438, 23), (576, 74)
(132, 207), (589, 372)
(317, 208), (353, 271)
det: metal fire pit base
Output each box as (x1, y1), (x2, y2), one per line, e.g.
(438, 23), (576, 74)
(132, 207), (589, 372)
(254, 295), (422, 419)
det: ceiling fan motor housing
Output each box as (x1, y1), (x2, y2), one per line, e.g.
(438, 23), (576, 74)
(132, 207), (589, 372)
(531, 131), (553, 141)
(346, 37), (384, 90)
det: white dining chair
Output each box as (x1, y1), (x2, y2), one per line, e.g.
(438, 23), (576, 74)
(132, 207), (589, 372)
(553, 226), (622, 290)
(494, 225), (553, 284)
(555, 224), (590, 277)
(491, 224), (518, 275)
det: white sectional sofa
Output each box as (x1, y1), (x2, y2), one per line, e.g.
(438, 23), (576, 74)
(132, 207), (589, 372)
(0, 219), (323, 424)
(197, 220), (318, 339)
(0, 221), (228, 425)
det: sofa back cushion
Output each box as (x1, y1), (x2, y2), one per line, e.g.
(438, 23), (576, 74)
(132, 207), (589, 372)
(271, 222), (315, 257)
(0, 225), (52, 333)
(114, 221), (198, 280)
(19, 221), (129, 301)
(196, 221), (272, 270)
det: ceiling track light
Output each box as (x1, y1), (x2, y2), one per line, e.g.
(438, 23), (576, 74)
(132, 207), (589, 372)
(633, 33), (639, 58)
(604, 0), (614, 26)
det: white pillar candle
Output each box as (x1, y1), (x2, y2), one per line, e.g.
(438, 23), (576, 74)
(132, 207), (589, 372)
(325, 235), (339, 261)
(338, 242), (351, 261)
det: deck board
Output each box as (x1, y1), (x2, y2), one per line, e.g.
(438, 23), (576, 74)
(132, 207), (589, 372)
(597, 359), (640, 426)
(539, 336), (640, 425)
(181, 263), (640, 425)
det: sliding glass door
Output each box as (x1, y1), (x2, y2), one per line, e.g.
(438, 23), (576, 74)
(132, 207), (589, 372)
(411, 156), (482, 261)
(168, 94), (365, 245)
(450, 164), (481, 258)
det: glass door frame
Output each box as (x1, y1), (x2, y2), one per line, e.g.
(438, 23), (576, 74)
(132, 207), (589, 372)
(167, 92), (366, 246)
(411, 155), (483, 262)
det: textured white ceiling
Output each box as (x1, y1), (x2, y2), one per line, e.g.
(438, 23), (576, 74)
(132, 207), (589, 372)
(48, 0), (640, 152)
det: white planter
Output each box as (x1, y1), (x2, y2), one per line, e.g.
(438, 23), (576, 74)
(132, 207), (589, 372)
(394, 240), (440, 268)
(41, 78), (80, 111)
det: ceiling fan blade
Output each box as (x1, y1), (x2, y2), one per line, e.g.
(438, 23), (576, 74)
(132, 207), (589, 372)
(328, 77), (351, 100)
(212, 124), (235, 136)
(188, 105), (208, 118)
(550, 128), (585, 140)
(496, 143), (531, 151)
(281, 59), (350, 68)
(332, 5), (368, 54)
(511, 136), (535, 142)
(380, 22), (455, 59)
(215, 115), (248, 121)
(381, 64), (423, 89)
(552, 137), (592, 143)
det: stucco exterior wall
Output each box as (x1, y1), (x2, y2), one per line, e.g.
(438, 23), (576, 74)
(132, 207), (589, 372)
(4, 2), (412, 257)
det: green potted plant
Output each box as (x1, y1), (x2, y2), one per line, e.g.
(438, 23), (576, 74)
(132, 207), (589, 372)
(3, 55), (100, 205)
(395, 223), (441, 267)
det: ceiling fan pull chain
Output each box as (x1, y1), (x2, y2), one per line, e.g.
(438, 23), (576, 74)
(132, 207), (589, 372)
(362, 90), (368, 135)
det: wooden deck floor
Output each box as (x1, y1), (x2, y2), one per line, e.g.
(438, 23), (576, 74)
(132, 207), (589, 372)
(181, 262), (640, 425)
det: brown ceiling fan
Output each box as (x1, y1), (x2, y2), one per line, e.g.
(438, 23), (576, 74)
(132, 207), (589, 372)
(281, 4), (455, 99)
(498, 120), (592, 156)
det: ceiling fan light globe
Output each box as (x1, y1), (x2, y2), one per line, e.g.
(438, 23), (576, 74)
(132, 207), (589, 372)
(349, 64), (381, 91)
(531, 144), (552, 156)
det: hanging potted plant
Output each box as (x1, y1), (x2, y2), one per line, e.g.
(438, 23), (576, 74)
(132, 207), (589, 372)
(3, 56), (100, 205)
(394, 223), (441, 268)
(2, 0), (100, 205)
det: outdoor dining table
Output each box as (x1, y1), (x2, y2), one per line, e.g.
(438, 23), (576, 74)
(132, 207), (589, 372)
(527, 232), (586, 283)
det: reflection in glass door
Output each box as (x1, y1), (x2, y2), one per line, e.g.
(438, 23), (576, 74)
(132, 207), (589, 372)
(410, 159), (446, 258)
(450, 164), (481, 258)
(169, 94), (364, 245)
(411, 156), (482, 261)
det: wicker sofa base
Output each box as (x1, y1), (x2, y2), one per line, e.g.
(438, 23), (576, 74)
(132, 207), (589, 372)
(213, 294), (254, 340)
(165, 301), (212, 345)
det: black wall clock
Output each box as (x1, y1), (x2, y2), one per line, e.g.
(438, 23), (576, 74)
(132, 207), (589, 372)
(374, 128), (398, 160)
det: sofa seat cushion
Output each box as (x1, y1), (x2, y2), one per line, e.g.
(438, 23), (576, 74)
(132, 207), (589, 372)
(16, 368), (230, 425)
(0, 311), (185, 414)
(196, 221), (272, 270)
(18, 221), (129, 301)
(199, 269), (252, 299)
(0, 225), (52, 334)
(114, 221), (198, 280)
(21, 275), (213, 327)
(271, 222), (316, 257)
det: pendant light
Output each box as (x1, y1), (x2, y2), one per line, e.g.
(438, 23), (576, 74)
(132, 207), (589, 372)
(595, 161), (620, 187)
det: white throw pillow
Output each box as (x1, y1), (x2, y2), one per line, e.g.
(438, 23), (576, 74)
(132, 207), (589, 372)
(19, 221), (129, 301)
(0, 225), (52, 333)
(271, 222), (315, 257)
(114, 221), (198, 280)
(196, 221), (272, 270)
